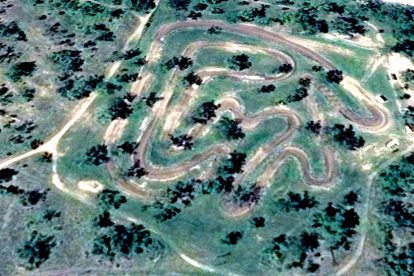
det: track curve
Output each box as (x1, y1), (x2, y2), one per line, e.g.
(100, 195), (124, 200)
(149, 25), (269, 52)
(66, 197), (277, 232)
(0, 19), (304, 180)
(111, 19), (391, 215)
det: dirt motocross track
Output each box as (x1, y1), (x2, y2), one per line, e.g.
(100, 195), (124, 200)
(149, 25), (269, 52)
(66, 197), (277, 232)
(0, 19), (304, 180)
(109, 20), (390, 215)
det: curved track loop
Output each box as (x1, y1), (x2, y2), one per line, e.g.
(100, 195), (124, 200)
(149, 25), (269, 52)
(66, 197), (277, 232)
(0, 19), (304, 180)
(258, 147), (336, 188)
(152, 20), (336, 69)
(132, 39), (298, 182)
(163, 41), (295, 137)
(115, 20), (390, 214)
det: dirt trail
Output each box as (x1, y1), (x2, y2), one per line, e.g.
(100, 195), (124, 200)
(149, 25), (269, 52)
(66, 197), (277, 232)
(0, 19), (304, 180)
(0, 15), (393, 223)
(0, 1), (160, 192)
(157, 21), (388, 131)
(130, 38), (298, 183)
(0, 94), (97, 170)
(163, 41), (295, 135)
(339, 77), (391, 132)
(155, 20), (335, 70)
(258, 147), (336, 188)
(114, 20), (392, 211)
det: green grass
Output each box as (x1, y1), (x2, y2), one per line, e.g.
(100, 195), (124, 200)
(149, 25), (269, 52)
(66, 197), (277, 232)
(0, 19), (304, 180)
(193, 47), (283, 75)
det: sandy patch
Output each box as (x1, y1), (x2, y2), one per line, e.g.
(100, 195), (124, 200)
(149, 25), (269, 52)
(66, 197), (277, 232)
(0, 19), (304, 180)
(222, 42), (266, 55)
(288, 36), (354, 56)
(382, 0), (413, 5)
(123, 0), (160, 50)
(341, 76), (373, 102)
(107, 61), (122, 79)
(78, 180), (104, 193)
(385, 53), (414, 104)
(163, 110), (182, 133)
(386, 53), (414, 75)
(104, 119), (128, 145)
(130, 72), (153, 96)
(322, 33), (377, 49)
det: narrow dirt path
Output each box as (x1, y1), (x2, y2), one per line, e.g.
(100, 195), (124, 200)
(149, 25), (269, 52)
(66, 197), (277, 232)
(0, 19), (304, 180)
(113, 20), (392, 213)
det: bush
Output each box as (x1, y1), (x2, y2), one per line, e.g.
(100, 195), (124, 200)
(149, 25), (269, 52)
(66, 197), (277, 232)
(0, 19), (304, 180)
(326, 70), (344, 83)
(8, 61), (36, 81)
(98, 189), (127, 209)
(229, 54), (252, 71)
(17, 231), (56, 269)
(86, 144), (110, 165)
(217, 117), (245, 140)
(51, 50), (84, 72)
(329, 124), (365, 150)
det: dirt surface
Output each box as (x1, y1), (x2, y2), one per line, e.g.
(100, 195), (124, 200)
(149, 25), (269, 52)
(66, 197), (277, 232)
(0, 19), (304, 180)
(0, 18), (393, 220)
(110, 20), (392, 215)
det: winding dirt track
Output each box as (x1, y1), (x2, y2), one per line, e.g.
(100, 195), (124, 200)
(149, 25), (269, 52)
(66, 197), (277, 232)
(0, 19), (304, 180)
(111, 20), (390, 215)
(131, 39), (298, 182)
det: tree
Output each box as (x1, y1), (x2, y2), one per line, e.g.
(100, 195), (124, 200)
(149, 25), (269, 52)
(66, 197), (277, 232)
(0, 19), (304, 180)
(108, 96), (134, 120)
(96, 211), (114, 228)
(312, 65), (323, 72)
(168, 0), (191, 10)
(8, 61), (37, 81)
(117, 141), (139, 154)
(300, 232), (319, 252)
(259, 84), (275, 93)
(126, 160), (148, 178)
(392, 39), (414, 57)
(341, 208), (360, 229)
(207, 26), (222, 34)
(130, 0), (156, 13)
(299, 77), (312, 87)
(403, 106), (414, 128)
(333, 16), (366, 36)
(20, 190), (48, 206)
(165, 56), (193, 70)
(194, 3), (208, 11)
(229, 54), (252, 71)
(57, 74), (104, 100)
(402, 69), (414, 88)
(312, 200), (360, 252)
(22, 87), (36, 102)
(0, 168), (18, 183)
(17, 231), (56, 269)
(223, 231), (243, 245)
(188, 11), (202, 20)
(252, 217), (265, 228)
(231, 183), (263, 207)
(202, 175), (234, 195)
(217, 117), (245, 140)
(51, 50), (84, 72)
(170, 134), (193, 150)
(165, 179), (200, 206)
(278, 63), (293, 73)
(305, 120), (322, 135)
(0, 21), (27, 41)
(344, 191), (359, 206)
(329, 124), (365, 150)
(122, 48), (142, 60)
(327, 69), (344, 83)
(98, 189), (127, 209)
(92, 223), (156, 260)
(117, 72), (139, 83)
(287, 86), (308, 103)
(376, 153), (414, 274)
(142, 92), (163, 107)
(43, 209), (61, 222)
(221, 151), (246, 174)
(86, 144), (110, 165)
(192, 101), (220, 124)
(276, 191), (319, 211)
(183, 72), (202, 87)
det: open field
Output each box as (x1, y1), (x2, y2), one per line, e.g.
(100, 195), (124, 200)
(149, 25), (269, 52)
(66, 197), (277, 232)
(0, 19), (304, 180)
(1, 0), (414, 275)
